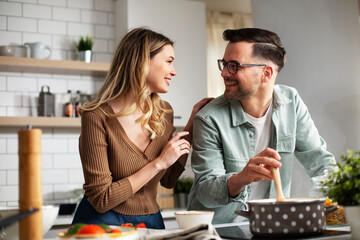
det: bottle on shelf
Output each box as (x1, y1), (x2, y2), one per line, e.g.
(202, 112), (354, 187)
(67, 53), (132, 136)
(65, 90), (75, 117)
(75, 90), (82, 117)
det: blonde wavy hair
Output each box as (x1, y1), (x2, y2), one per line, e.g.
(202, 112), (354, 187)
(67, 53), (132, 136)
(80, 27), (173, 139)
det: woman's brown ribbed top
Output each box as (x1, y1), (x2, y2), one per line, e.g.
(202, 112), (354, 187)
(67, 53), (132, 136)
(79, 102), (185, 215)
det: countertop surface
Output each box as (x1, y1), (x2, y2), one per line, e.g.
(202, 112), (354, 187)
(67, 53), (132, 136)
(44, 221), (351, 240)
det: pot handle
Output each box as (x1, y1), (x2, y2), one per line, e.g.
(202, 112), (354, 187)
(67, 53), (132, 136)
(235, 210), (250, 219)
(324, 205), (339, 215)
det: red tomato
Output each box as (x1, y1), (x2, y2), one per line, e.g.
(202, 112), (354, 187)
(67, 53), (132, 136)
(110, 229), (122, 233)
(121, 223), (134, 227)
(135, 223), (146, 228)
(77, 224), (107, 235)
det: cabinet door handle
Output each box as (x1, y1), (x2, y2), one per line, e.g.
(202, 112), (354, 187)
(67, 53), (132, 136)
(174, 116), (182, 119)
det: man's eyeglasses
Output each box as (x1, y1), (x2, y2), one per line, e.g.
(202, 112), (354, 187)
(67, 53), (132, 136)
(217, 59), (266, 74)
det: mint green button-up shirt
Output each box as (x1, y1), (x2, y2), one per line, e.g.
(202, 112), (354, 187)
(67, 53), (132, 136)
(187, 85), (338, 224)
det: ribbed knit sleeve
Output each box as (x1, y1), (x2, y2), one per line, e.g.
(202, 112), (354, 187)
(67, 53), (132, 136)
(160, 102), (186, 188)
(79, 110), (133, 213)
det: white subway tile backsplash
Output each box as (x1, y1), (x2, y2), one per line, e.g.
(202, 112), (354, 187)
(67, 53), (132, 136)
(94, 0), (114, 12)
(42, 138), (68, 153)
(7, 77), (38, 92)
(7, 106), (32, 116)
(0, 0), (115, 206)
(23, 4), (52, 19)
(0, 139), (5, 153)
(51, 49), (69, 60)
(0, 128), (19, 138)
(53, 7), (80, 22)
(7, 170), (18, 185)
(0, 154), (18, 170)
(0, 186), (18, 201)
(0, 171), (6, 185)
(42, 169), (68, 184)
(108, 40), (116, 52)
(0, 107), (5, 116)
(53, 128), (80, 138)
(68, 0), (93, 10)
(0, 30), (22, 45)
(69, 168), (84, 183)
(38, 0), (66, 7)
(67, 79), (95, 94)
(0, 91), (22, 107)
(54, 74), (81, 80)
(39, 20), (66, 35)
(92, 38), (107, 52)
(23, 32), (52, 46)
(95, 25), (114, 39)
(42, 154), (53, 169)
(7, 76), (37, 92)
(8, 17), (37, 32)
(21, 92), (37, 108)
(108, 13), (114, 26)
(53, 154), (81, 168)
(95, 53), (113, 63)
(38, 78), (69, 93)
(0, 76), (6, 91)
(54, 183), (83, 199)
(9, 0), (36, 3)
(0, 2), (22, 17)
(68, 22), (93, 37)
(94, 80), (103, 92)
(52, 35), (76, 50)
(42, 184), (55, 200)
(0, 16), (6, 30)
(81, 10), (107, 24)
(67, 138), (79, 153)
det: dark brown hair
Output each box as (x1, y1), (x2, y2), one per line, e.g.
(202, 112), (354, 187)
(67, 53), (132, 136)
(223, 28), (286, 72)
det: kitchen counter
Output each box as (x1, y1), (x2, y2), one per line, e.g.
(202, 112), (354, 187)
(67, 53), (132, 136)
(44, 221), (351, 240)
(215, 222), (351, 240)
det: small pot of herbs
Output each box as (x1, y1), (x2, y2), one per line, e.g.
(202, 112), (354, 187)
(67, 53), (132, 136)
(174, 177), (193, 194)
(322, 150), (360, 206)
(77, 36), (93, 51)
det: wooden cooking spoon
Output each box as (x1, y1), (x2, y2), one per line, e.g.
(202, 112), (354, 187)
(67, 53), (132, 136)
(271, 166), (286, 202)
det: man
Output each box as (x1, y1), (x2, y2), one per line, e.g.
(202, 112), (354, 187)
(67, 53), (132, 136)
(187, 28), (338, 224)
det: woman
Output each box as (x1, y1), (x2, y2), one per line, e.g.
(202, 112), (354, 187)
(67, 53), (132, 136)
(71, 27), (212, 229)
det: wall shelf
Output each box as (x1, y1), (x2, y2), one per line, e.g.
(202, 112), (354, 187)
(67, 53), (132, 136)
(0, 116), (81, 128)
(0, 56), (110, 77)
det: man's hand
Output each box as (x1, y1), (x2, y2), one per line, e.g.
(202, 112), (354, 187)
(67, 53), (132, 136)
(227, 148), (282, 197)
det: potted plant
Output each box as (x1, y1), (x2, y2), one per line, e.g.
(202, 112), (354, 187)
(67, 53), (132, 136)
(323, 150), (360, 239)
(174, 177), (193, 209)
(76, 36), (93, 63)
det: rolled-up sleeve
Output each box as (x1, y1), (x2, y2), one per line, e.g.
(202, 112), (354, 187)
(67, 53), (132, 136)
(191, 116), (247, 208)
(293, 92), (338, 176)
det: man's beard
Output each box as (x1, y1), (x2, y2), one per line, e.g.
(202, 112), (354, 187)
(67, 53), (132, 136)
(224, 78), (258, 101)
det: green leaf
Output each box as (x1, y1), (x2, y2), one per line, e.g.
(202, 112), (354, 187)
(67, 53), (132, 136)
(77, 36), (93, 51)
(322, 150), (360, 206)
(174, 178), (194, 194)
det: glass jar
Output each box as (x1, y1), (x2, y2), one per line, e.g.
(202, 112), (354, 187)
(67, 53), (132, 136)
(309, 170), (328, 197)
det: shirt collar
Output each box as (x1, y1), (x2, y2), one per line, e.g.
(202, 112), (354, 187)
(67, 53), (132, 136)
(229, 86), (292, 127)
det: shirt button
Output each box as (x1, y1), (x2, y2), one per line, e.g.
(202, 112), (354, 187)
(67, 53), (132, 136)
(250, 132), (254, 137)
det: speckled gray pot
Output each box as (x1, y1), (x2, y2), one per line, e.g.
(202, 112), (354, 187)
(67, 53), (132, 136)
(235, 198), (338, 237)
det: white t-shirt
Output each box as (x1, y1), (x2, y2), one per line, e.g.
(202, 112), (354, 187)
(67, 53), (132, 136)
(245, 102), (273, 200)
(234, 103), (273, 223)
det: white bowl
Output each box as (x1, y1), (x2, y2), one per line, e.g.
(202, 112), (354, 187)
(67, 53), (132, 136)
(0, 205), (59, 240)
(0, 46), (15, 56)
(174, 210), (214, 229)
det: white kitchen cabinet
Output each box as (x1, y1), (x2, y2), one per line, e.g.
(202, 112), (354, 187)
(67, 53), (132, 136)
(115, 0), (207, 126)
